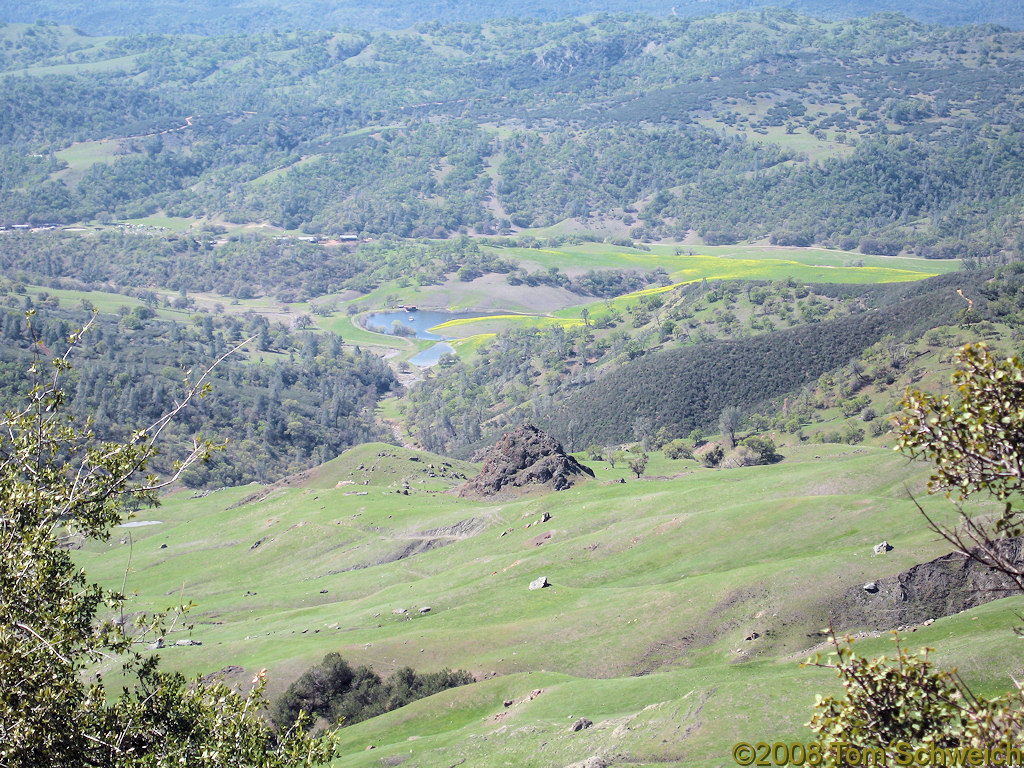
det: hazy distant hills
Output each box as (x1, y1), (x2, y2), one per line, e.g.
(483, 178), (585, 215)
(3, 0), (1022, 34)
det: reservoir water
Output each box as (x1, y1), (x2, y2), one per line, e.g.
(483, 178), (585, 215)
(362, 309), (489, 366)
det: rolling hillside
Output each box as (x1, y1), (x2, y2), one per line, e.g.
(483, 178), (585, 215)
(78, 439), (1022, 766)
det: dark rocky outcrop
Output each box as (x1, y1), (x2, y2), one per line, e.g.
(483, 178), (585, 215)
(832, 538), (1024, 631)
(459, 424), (594, 497)
(570, 718), (593, 732)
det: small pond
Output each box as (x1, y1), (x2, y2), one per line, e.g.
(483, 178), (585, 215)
(362, 309), (488, 367)
(362, 309), (488, 340)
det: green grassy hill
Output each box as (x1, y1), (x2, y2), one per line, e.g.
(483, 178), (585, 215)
(78, 439), (1023, 767)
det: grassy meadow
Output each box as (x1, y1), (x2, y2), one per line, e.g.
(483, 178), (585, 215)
(78, 440), (1023, 767)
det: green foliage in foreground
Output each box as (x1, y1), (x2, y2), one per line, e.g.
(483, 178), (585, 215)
(271, 652), (473, 730)
(896, 342), (1024, 518)
(806, 637), (1024, 765)
(0, 333), (335, 766)
(804, 342), (1024, 757)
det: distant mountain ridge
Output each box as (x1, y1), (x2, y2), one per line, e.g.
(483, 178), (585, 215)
(3, 0), (1021, 34)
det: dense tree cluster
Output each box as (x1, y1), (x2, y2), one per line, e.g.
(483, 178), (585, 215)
(0, 231), (519, 301)
(542, 274), (976, 448)
(270, 653), (473, 730)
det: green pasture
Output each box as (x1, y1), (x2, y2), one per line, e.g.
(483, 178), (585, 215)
(56, 139), (131, 175)
(22, 283), (195, 322)
(449, 333), (495, 355)
(119, 213), (204, 232)
(10, 52), (140, 77)
(314, 311), (416, 351)
(77, 441), (1021, 766)
(483, 242), (954, 285)
(429, 314), (583, 336)
(696, 118), (857, 163)
(247, 155), (324, 186)
(682, 244), (962, 275)
(313, 242), (959, 353)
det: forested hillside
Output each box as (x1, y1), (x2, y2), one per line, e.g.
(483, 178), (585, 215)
(540, 274), (983, 447)
(3, 8), (1023, 477)
(404, 271), (991, 455)
(2, 12), (1024, 258)
(0, 290), (398, 485)
(3, 0), (1021, 34)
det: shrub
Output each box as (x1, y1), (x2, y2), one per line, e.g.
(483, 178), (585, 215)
(805, 343), (1024, 756)
(695, 442), (725, 467)
(720, 444), (760, 468)
(739, 435), (779, 464)
(663, 439), (693, 460)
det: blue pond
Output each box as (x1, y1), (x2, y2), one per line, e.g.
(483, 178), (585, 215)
(363, 309), (488, 367)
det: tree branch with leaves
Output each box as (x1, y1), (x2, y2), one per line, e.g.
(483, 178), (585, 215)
(804, 342), (1024, 757)
(0, 319), (335, 768)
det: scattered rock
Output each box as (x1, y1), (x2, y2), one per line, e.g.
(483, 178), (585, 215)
(249, 538), (266, 551)
(319, 589), (328, 594)
(147, 637), (164, 650)
(174, 639), (202, 646)
(873, 541), (894, 555)
(834, 537), (1024, 631)
(745, 631), (760, 641)
(529, 576), (550, 590)
(392, 608), (407, 615)
(419, 606), (431, 614)
(541, 511), (551, 522)
(503, 699), (514, 708)
(565, 758), (608, 768)
(569, 718), (593, 732)
(460, 424), (594, 497)
(159, 543), (168, 549)
(201, 665), (245, 684)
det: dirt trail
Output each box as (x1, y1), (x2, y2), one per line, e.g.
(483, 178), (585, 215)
(957, 288), (974, 312)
